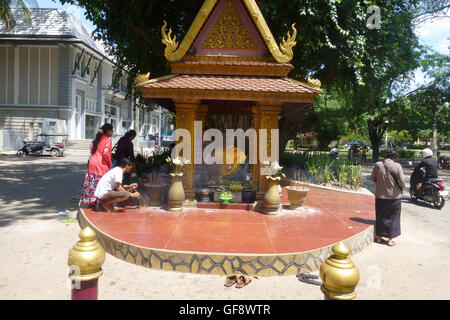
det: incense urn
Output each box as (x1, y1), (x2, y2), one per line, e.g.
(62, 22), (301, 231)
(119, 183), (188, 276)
(286, 186), (309, 210)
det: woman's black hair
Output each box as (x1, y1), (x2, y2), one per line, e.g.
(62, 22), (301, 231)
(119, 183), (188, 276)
(118, 158), (132, 168)
(384, 148), (399, 159)
(92, 123), (113, 154)
(125, 130), (136, 140)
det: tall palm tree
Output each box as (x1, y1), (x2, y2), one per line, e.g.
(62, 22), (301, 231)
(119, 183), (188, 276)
(0, 0), (38, 30)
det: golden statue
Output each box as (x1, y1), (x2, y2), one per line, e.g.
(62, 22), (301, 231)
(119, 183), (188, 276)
(218, 145), (247, 177)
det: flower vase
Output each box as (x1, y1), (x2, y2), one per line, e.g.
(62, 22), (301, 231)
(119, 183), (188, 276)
(168, 172), (185, 212)
(264, 176), (281, 215)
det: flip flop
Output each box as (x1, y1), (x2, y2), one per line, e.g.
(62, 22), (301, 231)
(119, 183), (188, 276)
(224, 275), (238, 287)
(298, 277), (321, 286)
(374, 236), (386, 244)
(235, 275), (252, 289)
(297, 274), (321, 286)
(387, 240), (396, 247)
(296, 273), (319, 280)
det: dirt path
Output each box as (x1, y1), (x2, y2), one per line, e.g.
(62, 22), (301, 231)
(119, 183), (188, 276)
(0, 155), (449, 299)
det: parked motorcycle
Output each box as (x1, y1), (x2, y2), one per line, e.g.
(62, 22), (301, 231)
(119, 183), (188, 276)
(438, 156), (450, 170)
(410, 167), (447, 209)
(16, 140), (64, 158)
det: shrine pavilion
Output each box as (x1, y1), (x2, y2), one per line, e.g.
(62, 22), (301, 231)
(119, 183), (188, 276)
(137, 0), (321, 201)
(77, 0), (376, 277)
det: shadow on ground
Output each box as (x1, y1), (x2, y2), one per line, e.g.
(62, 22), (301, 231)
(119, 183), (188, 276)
(0, 157), (86, 227)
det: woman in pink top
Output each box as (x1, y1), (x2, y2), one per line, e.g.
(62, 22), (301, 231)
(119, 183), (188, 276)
(80, 123), (114, 207)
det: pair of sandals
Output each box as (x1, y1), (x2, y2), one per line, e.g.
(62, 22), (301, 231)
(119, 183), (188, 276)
(296, 273), (321, 286)
(224, 275), (256, 288)
(375, 236), (396, 246)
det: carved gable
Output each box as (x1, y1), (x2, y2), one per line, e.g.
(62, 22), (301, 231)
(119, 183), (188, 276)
(201, 1), (256, 50)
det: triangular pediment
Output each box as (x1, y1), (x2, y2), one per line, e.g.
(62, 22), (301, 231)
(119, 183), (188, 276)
(161, 0), (298, 63)
(201, 1), (256, 50)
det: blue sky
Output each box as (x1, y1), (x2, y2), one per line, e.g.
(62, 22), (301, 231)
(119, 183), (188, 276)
(38, 0), (449, 86)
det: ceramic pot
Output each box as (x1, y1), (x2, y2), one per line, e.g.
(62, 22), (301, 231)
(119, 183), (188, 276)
(286, 186), (309, 210)
(144, 184), (165, 207)
(167, 173), (185, 212)
(263, 176), (281, 215)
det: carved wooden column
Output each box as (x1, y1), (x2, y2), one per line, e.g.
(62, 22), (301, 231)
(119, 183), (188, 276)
(255, 102), (282, 197)
(174, 99), (200, 199)
(196, 104), (209, 128)
(252, 105), (262, 197)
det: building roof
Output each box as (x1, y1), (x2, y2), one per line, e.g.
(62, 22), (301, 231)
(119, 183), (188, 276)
(138, 74), (320, 105)
(0, 8), (106, 57)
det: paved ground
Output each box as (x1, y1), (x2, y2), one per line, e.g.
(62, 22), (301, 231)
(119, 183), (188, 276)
(0, 154), (449, 300)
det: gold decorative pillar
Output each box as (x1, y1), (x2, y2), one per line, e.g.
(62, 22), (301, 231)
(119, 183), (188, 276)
(68, 227), (105, 300)
(319, 242), (360, 300)
(254, 102), (282, 197)
(174, 99), (200, 199)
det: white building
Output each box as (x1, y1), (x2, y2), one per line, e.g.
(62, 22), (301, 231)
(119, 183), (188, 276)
(0, 8), (172, 151)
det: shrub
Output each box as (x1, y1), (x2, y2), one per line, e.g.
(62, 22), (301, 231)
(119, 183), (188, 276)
(280, 151), (363, 189)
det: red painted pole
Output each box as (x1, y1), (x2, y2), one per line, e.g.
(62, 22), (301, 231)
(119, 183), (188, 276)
(68, 227), (105, 300)
(71, 279), (99, 300)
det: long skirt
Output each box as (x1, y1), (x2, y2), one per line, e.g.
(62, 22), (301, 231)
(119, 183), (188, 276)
(375, 198), (402, 238)
(80, 172), (102, 207)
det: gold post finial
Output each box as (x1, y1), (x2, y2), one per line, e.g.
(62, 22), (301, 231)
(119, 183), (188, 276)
(319, 242), (360, 300)
(307, 78), (321, 89)
(68, 227), (105, 282)
(136, 72), (150, 86)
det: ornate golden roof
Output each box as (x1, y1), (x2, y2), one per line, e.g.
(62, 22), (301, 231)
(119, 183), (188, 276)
(161, 0), (297, 63)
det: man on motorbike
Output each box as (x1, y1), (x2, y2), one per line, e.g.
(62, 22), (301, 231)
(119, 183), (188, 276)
(411, 148), (438, 192)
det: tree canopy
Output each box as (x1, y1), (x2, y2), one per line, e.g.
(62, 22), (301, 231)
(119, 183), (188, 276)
(59, 0), (449, 154)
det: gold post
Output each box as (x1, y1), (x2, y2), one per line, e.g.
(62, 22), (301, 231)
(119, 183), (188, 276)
(68, 227), (105, 282)
(319, 242), (360, 300)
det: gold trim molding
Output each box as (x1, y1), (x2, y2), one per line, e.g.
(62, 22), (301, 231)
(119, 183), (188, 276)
(161, 0), (298, 63)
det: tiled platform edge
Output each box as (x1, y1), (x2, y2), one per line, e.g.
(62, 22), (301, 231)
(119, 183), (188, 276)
(78, 208), (373, 277)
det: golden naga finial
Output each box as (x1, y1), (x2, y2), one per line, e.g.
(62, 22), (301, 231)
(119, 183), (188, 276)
(279, 23), (297, 62)
(161, 20), (180, 61)
(136, 72), (150, 85)
(307, 77), (321, 89)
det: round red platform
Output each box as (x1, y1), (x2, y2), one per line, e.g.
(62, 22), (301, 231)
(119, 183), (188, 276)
(83, 187), (374, 254)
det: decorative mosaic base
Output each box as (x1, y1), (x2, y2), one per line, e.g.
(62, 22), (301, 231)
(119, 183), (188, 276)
(77, 208), (373, 277)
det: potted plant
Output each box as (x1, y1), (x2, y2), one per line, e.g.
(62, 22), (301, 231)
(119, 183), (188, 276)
(166, 156), (189, 212)
(262, 161), (285, 215)
(144, 173), (165, 207)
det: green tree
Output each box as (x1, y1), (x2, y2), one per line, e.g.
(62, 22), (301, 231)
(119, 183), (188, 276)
(298, 88), (349, 148)
(0, 0), (37, 30)
(344, 1), (422, 160)
(406, 53), (450, 153)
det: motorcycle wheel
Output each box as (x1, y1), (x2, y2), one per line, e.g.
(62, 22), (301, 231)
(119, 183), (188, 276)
(16, 150), (24, 157)
(434, 196), (445, 210)
(51, 149), (59, 158)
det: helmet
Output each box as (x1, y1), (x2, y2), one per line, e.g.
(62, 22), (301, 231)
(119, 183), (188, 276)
(422, 148), (433, 158)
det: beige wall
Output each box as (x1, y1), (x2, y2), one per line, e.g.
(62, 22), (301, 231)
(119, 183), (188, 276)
(0, 47), (14, 104)
(0, 46), (60, 106)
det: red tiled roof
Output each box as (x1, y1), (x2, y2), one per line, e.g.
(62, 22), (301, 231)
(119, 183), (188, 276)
(139, 74), (319, 94)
